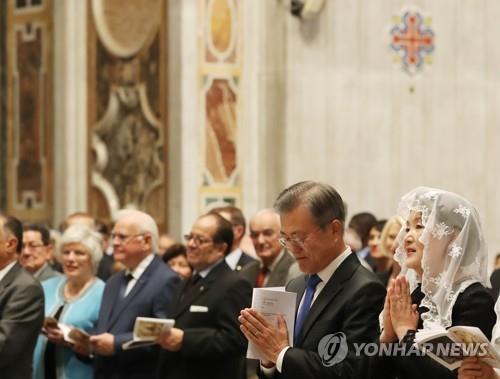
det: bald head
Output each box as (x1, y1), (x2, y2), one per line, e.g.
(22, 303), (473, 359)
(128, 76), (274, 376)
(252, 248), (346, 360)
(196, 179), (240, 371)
(249, 209), (282, 267)
(64, 212), (96, 231)
(250, 209), (280, 228)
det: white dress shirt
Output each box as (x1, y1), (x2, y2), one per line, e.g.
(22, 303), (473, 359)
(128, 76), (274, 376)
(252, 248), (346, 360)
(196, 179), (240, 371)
(124, 253), (155, 296)
(225, 249), (243, 270)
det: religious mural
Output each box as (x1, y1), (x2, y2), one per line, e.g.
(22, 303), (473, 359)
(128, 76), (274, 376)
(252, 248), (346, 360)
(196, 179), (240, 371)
(200, 0), (242, 211)
(88, 0), (168, 229)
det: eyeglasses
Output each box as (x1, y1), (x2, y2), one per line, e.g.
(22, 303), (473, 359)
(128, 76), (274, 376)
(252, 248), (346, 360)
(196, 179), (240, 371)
(249, 229), (276, 239)
(183, 233), (213, 246)
(22, 242), (46, 250)
(278, 220), (333, 250)
(111, 233), (144, 243)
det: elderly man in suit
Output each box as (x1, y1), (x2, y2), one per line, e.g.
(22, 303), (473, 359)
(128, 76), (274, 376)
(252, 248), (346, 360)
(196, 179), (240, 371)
(0, 214), (44, 379)
(91, 209), (180, 379)
(242, 209), (296, 287)
(239, 181), (386, 379)
(20, 223), (61, 281)
(211, 205), (258, 272)
(156, 212), (252, 379)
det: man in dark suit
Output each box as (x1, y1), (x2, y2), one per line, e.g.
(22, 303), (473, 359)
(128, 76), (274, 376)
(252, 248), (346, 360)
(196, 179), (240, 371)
(156, 212), (252, 379)
(0, 214), (44, 379)
(242, 208), (296, 287)
(211, 205), (258, 271)
(239, 181), (385, 379)
(20, 223), (61, 281)
(90, 209), (180, 379)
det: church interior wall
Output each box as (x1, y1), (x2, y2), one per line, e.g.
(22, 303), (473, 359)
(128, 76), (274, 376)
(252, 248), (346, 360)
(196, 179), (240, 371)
(1, 0), (500, 267)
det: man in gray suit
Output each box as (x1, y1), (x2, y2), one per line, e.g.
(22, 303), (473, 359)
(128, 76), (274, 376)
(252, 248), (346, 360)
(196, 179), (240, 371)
(20, 223), (61, 281)
(242, 209), (295, 287)
(0, 214), (45, 379)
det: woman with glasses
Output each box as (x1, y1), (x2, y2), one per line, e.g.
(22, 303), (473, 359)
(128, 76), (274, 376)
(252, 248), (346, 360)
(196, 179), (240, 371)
(371, 187), (496, 379)
(33, 224), (105, 379)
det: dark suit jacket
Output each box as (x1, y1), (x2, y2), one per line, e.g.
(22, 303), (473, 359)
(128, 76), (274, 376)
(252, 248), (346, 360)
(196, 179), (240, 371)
(265, 253), (385, 379)
(0, 262), (45, 379)
(366, 283), (496, 379)
(235, 250), (258, 272)
(97, 253), (114, 281)
(156, 261), (252, 379)
(242, 250), (296, 287)
(94, 254), (180, 379)
(490, 268), (500, 299)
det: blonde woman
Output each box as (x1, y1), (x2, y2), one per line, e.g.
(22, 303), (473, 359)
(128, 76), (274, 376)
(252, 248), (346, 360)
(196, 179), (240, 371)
(377, 215), (404, 287)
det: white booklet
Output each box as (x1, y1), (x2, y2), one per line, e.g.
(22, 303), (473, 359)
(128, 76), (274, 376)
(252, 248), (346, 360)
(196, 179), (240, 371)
(246, 287), (297, 360)
(43, 317), (90, 346)
(415, 323), (500, 370)
(122, 317), (175, 350)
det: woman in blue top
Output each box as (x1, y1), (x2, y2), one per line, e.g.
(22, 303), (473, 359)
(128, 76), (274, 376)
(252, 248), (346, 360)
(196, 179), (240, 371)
(33, 224), (105, 379)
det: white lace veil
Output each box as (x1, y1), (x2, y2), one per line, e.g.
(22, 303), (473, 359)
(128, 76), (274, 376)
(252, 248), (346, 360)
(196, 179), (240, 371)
(394, 186), (490, 329)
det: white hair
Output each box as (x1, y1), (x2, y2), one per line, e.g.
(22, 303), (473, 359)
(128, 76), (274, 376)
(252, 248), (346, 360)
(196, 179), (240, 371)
(115, 209), (159, 253)
(57, 224), (103, 273)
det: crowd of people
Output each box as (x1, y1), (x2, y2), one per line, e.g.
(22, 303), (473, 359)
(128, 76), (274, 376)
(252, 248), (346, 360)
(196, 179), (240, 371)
(1, 181), (499, 379)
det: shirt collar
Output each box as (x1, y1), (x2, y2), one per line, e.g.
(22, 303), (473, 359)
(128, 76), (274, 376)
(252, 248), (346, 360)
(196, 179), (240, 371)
(127, 253), (155, 280)
(0, 260), (17, 282)
(225, 248), (243, 270)
(316, 246), (352, 284)
(197, 258), (224, 278)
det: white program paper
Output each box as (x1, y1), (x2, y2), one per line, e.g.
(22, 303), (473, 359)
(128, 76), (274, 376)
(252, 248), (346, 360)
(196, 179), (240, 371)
(246, 287), (297, 360)
(122, 317), (175, 350)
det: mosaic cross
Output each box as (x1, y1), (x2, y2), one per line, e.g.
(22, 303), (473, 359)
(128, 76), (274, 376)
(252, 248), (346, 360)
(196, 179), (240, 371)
(390, 11), (435, 75)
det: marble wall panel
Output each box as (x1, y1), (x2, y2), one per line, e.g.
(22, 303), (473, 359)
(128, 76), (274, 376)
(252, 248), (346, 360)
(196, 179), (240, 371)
(199, 0), (242, 212)
(5, 0), (53, 222)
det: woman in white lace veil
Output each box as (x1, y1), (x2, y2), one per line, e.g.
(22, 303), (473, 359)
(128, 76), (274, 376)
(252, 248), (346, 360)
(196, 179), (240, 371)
(394, 186), (490, 329)
(375, 186), (496, 379)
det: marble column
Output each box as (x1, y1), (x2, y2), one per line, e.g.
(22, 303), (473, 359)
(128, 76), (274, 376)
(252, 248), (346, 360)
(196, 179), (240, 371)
(53, 0), (88, 226)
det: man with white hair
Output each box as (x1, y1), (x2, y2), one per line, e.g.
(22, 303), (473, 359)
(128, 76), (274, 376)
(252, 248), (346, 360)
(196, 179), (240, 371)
(91, 209), (180, 379)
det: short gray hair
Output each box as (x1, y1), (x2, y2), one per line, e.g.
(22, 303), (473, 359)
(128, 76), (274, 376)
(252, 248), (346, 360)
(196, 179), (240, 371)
(274, 181), (346, 228)
(115, 209), (159, 253)
(57, 225), (103, 273)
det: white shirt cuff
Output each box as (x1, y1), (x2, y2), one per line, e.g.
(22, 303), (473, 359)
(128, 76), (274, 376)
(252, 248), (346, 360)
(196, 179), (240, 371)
(276, 346), (290, 373)
(259, 346), (290, 376)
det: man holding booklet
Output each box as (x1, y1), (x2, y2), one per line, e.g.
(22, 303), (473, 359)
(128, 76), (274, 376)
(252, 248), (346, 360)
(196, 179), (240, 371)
(239, 181), (386, 378)
(91, 210), (180, 379)
(156, 212), (252, 379)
